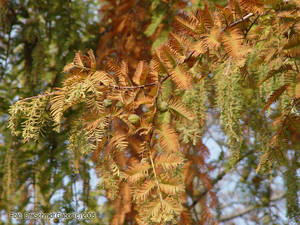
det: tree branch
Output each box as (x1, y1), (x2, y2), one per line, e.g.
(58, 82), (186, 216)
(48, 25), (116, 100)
(222, 13), (254, 31)
(244, 14), (260, 38)
(219, 192), (285, 222)
(16, 91), (59, 103)
(108, 74), (171, 90)
(15, 12), (258, 103)
(190, 150), (253, 208)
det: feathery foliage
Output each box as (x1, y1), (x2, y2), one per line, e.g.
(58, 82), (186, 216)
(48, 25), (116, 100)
(6, 0), (300, 224)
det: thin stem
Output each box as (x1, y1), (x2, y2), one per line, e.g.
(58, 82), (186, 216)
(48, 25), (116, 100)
(219, 192), (285, 222)
(244, 14), (260, 38)
(222, 13), (254, 31)
(149, 150), (164, 208)
(15, 74), (172, 103)
(190, 150), (253, 208)
(109, 74), (171, 90)
(147, 75), (166, 208)
(294, 60), (299, 73)
(224, 57), (232, 77)
(15, 91), (59, 103)
(0, 23), (13, 82)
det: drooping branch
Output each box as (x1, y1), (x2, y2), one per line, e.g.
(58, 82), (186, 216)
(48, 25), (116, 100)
(15, 74), (172, 104)
(15, 12), (258, 103)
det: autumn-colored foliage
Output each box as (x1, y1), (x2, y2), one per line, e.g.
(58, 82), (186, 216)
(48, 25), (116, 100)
(5, 0), (300, 224)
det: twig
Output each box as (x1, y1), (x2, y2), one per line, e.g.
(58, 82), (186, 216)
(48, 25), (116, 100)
(0, 23), (13, 82)
(15, 91), (59, 103)
(190, 150), (253, 208)
(244, 14), (260, 38)
(224, 57), (232, 77)
(192, 205), (201, 224)
(14, 73), (172, 102)
(294, 60), (299, 73)
(190, 170), (226, 208)
(219, 192), (285, 222)
(109, 82), (158, 90)
(222, 13), (254, 31)
(109, 74), (171, 90)
(277, 98), (299, 136)
(149, 150), (164, 208)
(146, 75), (169, 209)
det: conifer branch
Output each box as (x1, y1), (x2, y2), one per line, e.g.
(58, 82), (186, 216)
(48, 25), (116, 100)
(68, 64), (171, 90)
(15, 74), (172, 103)
(108, 74), (171, 90)
(16, 91), (59, 103)
(278, 99), (299, 134)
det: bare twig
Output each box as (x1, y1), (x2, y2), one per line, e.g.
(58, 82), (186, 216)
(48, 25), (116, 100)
(190, 151), (253, 208)
(244, 14), (260, 37)
(219, 192), (285, 222)
(222, 13), (254, 31)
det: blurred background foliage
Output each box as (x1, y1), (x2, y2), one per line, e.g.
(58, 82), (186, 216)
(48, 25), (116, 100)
(0, 0), (298, 225)
(0, 1), (105, 224)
